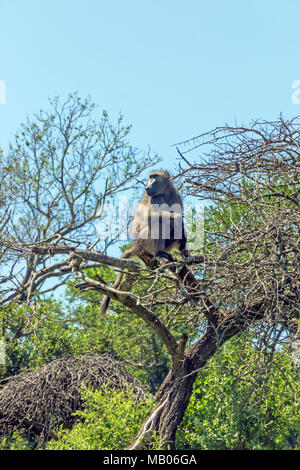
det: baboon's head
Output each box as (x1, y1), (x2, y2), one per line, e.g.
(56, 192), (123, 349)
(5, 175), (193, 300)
(145, 171), (172, 197)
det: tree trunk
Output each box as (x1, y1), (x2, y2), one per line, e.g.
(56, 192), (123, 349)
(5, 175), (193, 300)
(128, 301), (265, 450)
(128, 328), (219, 450)
(154, 364), (197, 449)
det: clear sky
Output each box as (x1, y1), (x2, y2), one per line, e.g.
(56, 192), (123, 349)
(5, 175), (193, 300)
(1, 0), (300, 172)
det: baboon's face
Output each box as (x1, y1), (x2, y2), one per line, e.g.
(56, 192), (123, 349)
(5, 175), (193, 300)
(145, 172), (170, 197)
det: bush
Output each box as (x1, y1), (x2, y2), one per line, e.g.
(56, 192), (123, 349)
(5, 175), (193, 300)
(46, 385), (153, 450)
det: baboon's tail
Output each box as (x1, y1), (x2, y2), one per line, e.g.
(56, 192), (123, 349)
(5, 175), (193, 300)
(99, 249), (134, 319)
(99, 295), (110, 319)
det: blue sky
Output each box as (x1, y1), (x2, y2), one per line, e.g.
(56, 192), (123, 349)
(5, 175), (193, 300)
(1, 0), (300, 172)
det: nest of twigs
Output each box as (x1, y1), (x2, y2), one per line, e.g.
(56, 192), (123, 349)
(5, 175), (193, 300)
(0, 353), (147, 442)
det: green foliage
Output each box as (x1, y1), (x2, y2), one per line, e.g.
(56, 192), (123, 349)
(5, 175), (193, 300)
(46, 385), (153, 450)
(1, 268), (298, 451)
(177, 334), (300, 450)
(0, 299), (74, 378)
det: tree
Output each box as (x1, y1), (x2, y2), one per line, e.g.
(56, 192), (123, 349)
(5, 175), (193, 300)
(177, 332), (299, 450)
(45, 385), (153, 450)
(0, 92), (158, 330)
(1, 107), (299, 449)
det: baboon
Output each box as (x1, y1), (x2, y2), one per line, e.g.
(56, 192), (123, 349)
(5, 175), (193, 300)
(100, 170), (188, 317)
